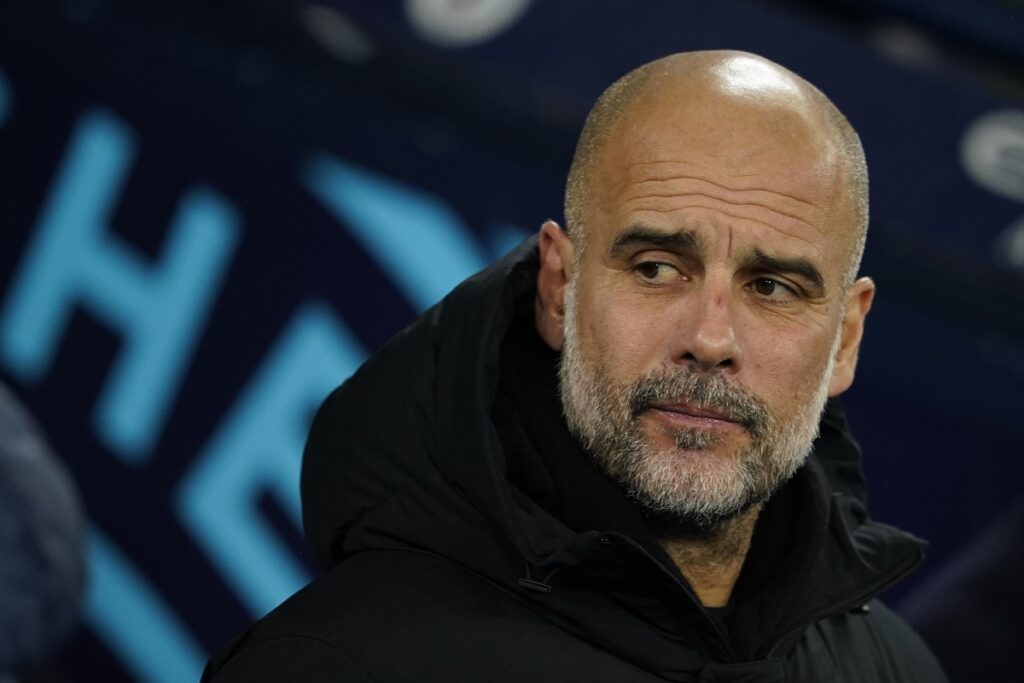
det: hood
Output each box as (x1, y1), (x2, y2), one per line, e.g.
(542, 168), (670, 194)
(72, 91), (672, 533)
(300, 235), (925, 657)
(302, 236), (577, 581)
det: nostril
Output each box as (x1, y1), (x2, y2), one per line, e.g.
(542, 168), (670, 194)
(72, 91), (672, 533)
(678, 351), (733, 370)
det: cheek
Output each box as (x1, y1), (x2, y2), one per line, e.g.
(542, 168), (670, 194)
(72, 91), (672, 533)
(741, 322), (836, 405)
(577, 287), (666, 376)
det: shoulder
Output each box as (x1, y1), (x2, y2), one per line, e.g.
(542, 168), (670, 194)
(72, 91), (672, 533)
(203, 549), (570, 682)
(789, 600), (947, 682)
(203, 549), (659, 682)
(203, 635), (373, 683)
(203, 550), (453, 682)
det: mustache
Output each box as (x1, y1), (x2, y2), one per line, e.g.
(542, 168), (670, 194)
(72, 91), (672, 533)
(626, 369), (769, 437)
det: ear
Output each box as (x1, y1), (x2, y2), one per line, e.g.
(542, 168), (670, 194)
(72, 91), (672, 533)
(534, 220), (575, 351)
(827, 277), (875, 397)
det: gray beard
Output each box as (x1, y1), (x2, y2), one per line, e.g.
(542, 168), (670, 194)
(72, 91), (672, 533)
(557, 276), (835, 532)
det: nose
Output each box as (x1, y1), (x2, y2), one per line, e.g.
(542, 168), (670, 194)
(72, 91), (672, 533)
(675, 285), (741, 373)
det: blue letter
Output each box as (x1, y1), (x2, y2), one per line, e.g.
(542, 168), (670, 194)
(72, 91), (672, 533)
(0, 67), (10, 126)
(0, 109), (240, 461)
(176, 303), (365, 617)
(304, 154), (487, 311)
(85, 526), (206, 683)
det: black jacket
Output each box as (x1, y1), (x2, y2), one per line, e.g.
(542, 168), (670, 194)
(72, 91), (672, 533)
(204, 237), (946, 682)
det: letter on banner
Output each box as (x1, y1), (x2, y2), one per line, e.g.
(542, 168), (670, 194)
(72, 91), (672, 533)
(0, 109), (240, 461)
(303, 153), (488, 312)
(85, 527), (206, 683)
(177, 303), (364, 617)
(0, 67), (10, 126)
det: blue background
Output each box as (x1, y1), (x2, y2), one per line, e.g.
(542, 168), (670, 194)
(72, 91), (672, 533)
(0, 0), (1022, 680)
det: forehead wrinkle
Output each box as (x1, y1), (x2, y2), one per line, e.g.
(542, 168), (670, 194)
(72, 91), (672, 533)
(621, 189), (819, 232)
(633, 174), (822, 214)
(631, 162), (821, 211)
(622, 203), (821, 250)
(618, 189), (825, 243)
(619, 172), (827, 231)
(633, 161), (765, 183)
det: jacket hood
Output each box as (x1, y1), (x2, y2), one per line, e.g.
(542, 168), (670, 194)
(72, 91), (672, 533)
(300, 235), (925, 656)
(302, 236), (582, 577)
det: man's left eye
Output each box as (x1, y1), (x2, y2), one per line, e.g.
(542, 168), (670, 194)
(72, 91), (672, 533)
(751, 277), (797, 302)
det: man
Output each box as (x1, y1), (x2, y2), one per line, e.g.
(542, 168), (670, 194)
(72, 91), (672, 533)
(204, 51), (945, 681)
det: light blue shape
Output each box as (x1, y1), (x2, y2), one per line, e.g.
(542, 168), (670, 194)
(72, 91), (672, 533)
(303, 154), (488, 312)
(176, 303), (365, 618)
(0, 68), (10, 126)
(91, 188), (240, 458)
(0, 109), (240, 462)
(85, 527), (206, 683)
(486, 222), (531, 259)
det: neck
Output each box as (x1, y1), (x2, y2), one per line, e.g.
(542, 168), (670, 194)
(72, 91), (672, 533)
(657, 505), (761, 607)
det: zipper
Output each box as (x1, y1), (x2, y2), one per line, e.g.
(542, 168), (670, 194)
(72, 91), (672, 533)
(602, 532), (739, 661)
(762, 547), (925, 659)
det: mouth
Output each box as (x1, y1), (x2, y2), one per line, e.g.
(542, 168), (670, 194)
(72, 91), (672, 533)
(645, 401), (746, 431)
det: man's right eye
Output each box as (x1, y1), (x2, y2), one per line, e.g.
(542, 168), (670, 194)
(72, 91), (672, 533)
(634, 261), (678, 283)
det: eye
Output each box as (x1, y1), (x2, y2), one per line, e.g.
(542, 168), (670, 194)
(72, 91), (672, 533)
(749, 277), (798, 303)
(634, 261), (680, 284)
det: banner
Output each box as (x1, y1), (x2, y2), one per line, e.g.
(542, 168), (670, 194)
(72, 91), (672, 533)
(0, 2), (1021, 679)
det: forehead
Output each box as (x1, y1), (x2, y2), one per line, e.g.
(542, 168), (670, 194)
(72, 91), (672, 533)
(585, 94), (855, 276)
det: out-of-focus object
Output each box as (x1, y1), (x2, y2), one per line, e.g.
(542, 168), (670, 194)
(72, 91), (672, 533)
(0, 382), (85, 672)
(899, 496), (1024, 683)
(961, 108), (1024, 204)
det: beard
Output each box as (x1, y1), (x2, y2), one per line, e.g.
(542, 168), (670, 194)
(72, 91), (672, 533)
(558, 276), (836, 533)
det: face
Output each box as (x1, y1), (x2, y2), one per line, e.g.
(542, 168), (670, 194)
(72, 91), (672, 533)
(560, 270), (837, 530)
(540, 82), (873, 531)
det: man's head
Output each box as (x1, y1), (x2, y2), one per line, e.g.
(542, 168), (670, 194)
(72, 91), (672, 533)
(534, 51), (875, 531)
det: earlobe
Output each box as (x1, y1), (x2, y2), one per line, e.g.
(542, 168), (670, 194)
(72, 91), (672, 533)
(827, 277), (875, 397)
(534, 220), (574, 351)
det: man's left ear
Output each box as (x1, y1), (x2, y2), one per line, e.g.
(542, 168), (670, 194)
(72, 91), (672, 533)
(827, 277), (875, 397)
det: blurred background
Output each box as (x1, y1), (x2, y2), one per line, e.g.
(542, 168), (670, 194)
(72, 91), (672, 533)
(0, 0), (1022, 680)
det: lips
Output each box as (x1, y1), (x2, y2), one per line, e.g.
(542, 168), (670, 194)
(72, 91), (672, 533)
(626, 371), (765, 437)
(648, 401), (741, 425)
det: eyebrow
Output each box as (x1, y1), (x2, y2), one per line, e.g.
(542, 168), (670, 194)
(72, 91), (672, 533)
(742, 248), (825, 295)
(609, 225), (702, 258)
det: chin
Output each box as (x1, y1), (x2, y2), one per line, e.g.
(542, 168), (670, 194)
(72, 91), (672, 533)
(642, 496), (758, 539)
(625, 442), (758, 532)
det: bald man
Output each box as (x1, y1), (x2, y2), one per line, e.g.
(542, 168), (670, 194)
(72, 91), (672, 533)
(204, 52), (946, 682)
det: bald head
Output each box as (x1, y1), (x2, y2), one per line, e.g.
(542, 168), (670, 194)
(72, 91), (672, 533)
(564, 51), (868, 285)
